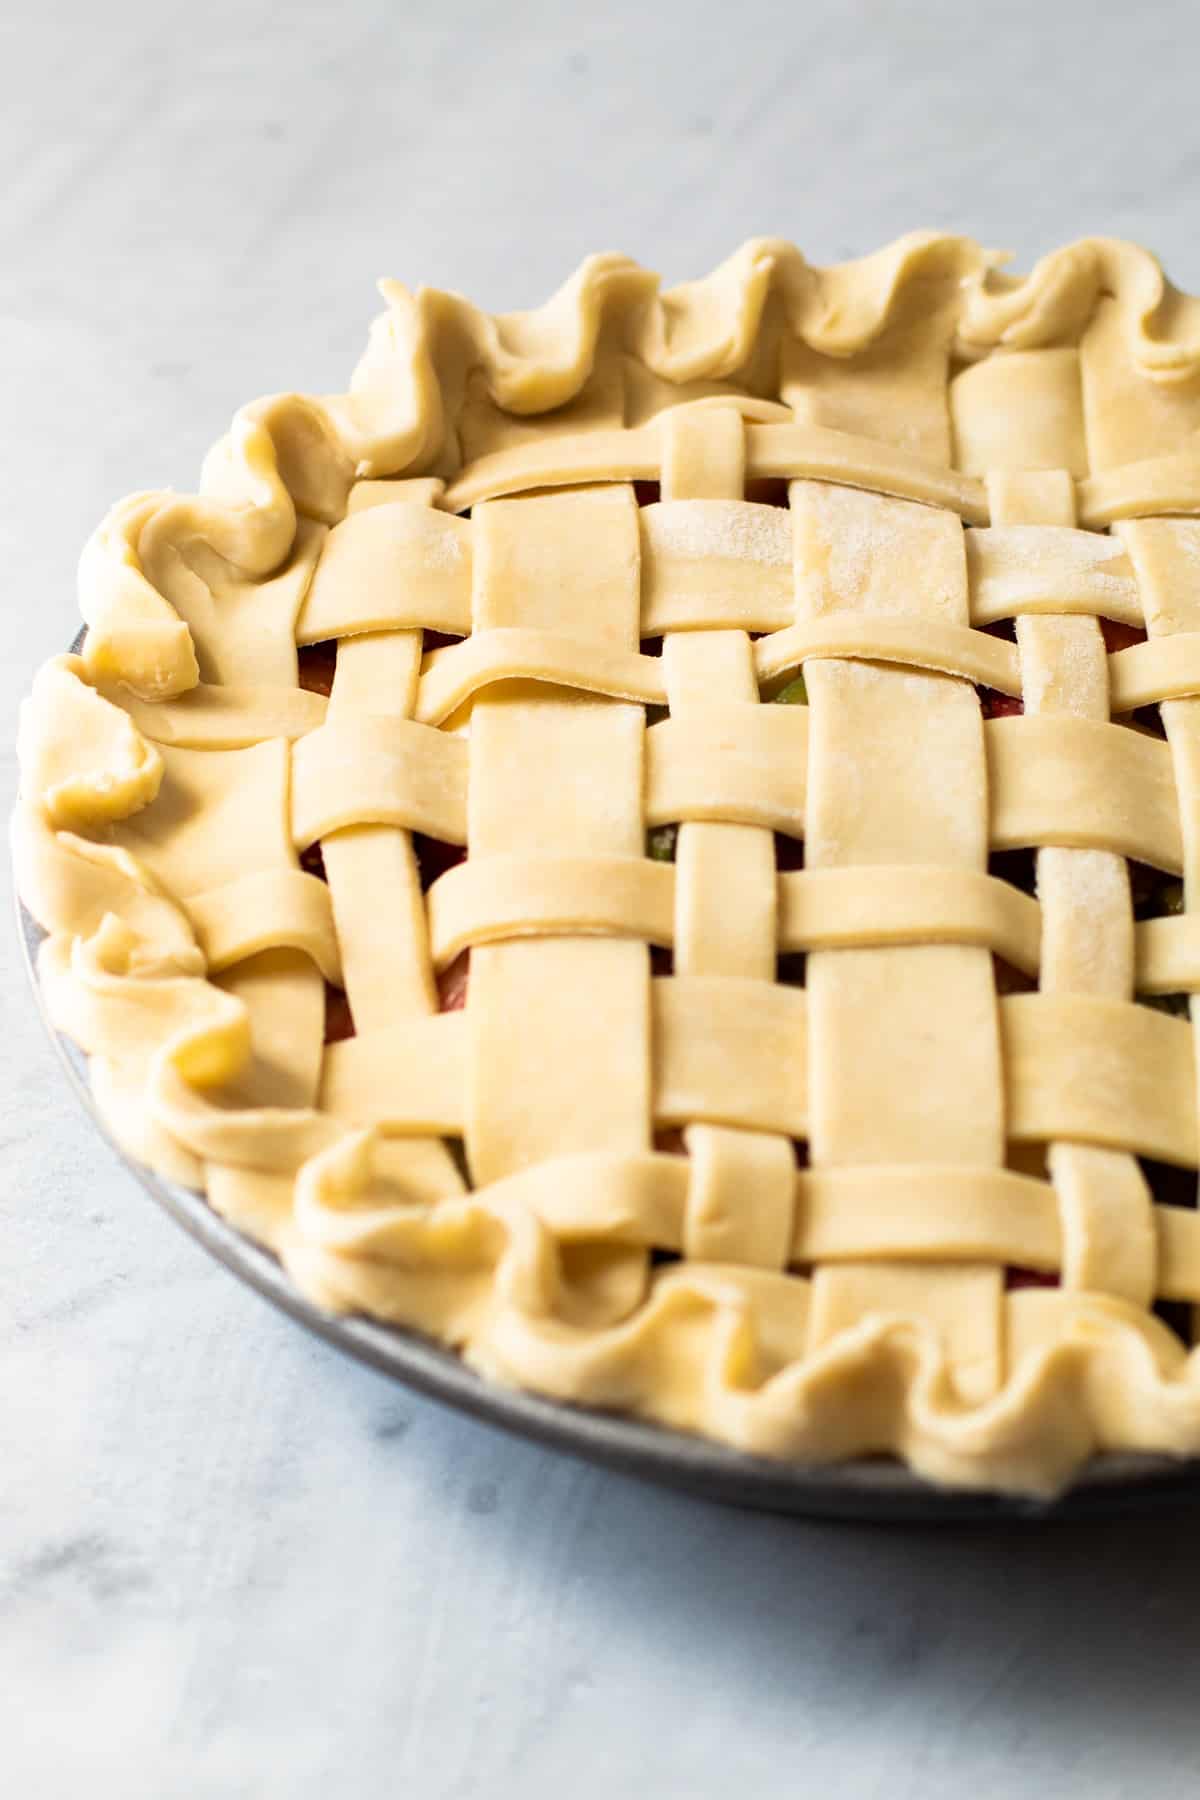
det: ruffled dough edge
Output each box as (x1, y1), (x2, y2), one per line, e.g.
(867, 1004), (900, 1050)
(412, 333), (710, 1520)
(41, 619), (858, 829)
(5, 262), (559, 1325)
(286, 1132), (1200, 1498)
(75, 231), (1200, 700)
(16, 233), (1200, 1496)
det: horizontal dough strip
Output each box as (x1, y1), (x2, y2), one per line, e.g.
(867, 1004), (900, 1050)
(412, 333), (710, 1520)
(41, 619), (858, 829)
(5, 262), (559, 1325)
(114, 682), (328, 748)
(987, 714), (1182, 870)
(646, 711), (1181, 866)
(291, 715), (468, 848)
(1136, 915), (1200, 994)
(443, 422), (989, 521)
(427, 856), (1040, 976)
(755, 615), (1021, 694)
(416, 629), (667, 725)
(311, 985), (1197, 1166)
(1079, 448), (1200, 527)
(780, 865), (1040, 971)
(289, 504), (1147, 653)
(428, 855), (676, 963)
(289, 503), (1147, 654)
(410, 623), (1200, 726)
(965, 524), (1142, 626)
(639, 500), (795, 634)
(315, 979), (809, 1140)
(1109, 632), (1200, 710)
(105, 629), (1200, 752)
(296, 500), (472, 643)
(654, 976), (802, 1136)
(1001, 992), (1197, 1165)
(659, 535), (1143, 642)
(186, 870), (342, 982)
(470, 1150), (1200, 1301)
(418, 619), (1025, 724)
(648, 704), (808, 832)
(46, 914), (1200, 1185)
(319, 1015), (466, 1131)
(443, 426), (661, 509)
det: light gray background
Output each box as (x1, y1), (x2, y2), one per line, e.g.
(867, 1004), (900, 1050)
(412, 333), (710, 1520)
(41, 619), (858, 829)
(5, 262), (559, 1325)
(4, 3), (1199, 1794)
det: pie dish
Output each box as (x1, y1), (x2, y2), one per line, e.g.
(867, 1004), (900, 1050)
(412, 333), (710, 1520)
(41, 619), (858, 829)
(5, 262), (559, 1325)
(16, 232), (1200, 1499)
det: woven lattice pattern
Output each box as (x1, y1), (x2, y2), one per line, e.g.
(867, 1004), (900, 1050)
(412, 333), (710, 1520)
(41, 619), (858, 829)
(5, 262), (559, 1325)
(19, 233), (1200, 1492)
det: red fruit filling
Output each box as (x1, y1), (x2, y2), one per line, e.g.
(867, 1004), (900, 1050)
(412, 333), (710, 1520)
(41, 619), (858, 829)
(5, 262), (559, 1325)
(979, 688), (1023, 719)
(1005, 1266), (1058, 1291)
(438, 950), (470, 1012)
(297, 640), (338, 696)
(300, 841), (327, 882)
(414, 834), (467, 891)
(324, 983), (355, 1044)
(1099, 618), (1147, 654)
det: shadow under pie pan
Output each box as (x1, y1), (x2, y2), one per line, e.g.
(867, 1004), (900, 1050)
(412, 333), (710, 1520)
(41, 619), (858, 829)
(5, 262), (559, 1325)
(19, 891), (1200, 1524)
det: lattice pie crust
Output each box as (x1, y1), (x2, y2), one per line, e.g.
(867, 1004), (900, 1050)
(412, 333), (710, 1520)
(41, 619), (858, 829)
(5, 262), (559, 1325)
(18, 233), (1200, 1493)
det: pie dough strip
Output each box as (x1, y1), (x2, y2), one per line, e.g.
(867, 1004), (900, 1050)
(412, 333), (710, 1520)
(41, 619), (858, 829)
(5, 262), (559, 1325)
(291, 713), (468, 848)
(987, 714), (1182, 870)
(311, 480), (464, 1207)
(209, 479), (466, 1233)
(296, 499), (472, 643)
(1002, 992), (1196, 1163)
(418, 618), (1022, 726)
(791, 479), (1008, 1402)
(429, 855), (676, 963)
(965, 524), (1141, 627)
(748, 423), (989, 521)
(658, 405), (797, 1271)
(115, 682), (327, 748)
(645, 705), (807, 834)
(427, 855), (1040, 976)
(637, 510), (1144, 639)
(415, 629), (667, 725)
(442, 419), (989, 521)
(365, 1143), (1200, 1301)
(955, 339), (1160, 1308)
(464, 485), (653, 1191)
(640, 499), (794, 635)
(188, 870), (341, 982)
(1001, 469), (1155, 1302)
(319, 1015), (465, 1131)
(1137, 913), (1200, 993)
(1080, 449), (1200, 527)
(1120, 514), (1200, 1269)
(653, 975), (806, 1140)
(755, 614), (1020, 695)
(779, 865), (1040, 971)
(306, 977), (1200, 1164)
(1109, 632), (1200, 711)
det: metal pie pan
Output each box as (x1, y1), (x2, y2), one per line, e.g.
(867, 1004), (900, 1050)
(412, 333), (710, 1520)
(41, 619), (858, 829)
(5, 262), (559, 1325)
(20, 890), (1200, 1523)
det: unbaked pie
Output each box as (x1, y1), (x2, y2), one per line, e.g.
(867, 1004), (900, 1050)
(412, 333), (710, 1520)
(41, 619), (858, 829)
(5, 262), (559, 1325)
(17, 232), (1200, 1494)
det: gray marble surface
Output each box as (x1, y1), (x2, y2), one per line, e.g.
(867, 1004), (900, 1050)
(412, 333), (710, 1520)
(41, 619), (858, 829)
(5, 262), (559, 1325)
(5, 2), (1200, 1793)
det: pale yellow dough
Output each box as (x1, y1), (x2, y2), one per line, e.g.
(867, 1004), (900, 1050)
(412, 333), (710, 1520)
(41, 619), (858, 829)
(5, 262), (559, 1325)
(18, 232), (1200, 1495)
